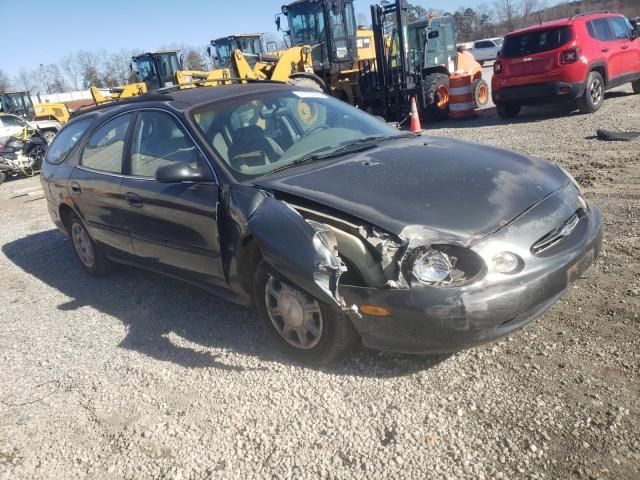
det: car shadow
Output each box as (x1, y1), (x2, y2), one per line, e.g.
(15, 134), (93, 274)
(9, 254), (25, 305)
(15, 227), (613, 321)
(2, 229), (451, 378)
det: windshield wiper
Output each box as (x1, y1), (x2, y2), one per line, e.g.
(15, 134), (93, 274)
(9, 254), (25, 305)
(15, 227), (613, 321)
(263, 133), (414, 177)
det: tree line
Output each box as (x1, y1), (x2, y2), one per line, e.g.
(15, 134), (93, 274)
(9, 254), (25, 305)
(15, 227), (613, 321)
(0, 46), (211, 96)
(2, 0), (639, 96)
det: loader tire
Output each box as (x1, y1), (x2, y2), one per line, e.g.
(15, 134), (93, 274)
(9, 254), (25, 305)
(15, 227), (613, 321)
(287, 74), (326, 93)
(472, 78), (490, 108)
(422, 73), (450, 122)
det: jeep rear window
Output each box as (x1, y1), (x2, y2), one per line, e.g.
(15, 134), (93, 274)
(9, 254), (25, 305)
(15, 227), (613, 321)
(502, 26), (573, 58)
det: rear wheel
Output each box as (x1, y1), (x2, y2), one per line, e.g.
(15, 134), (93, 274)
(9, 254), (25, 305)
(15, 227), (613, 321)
(254, 260), (357, 365)
(632, 78), (640, 94)
(496, 103), (521, 119)
(577, 71), (604, 114)
(67, 213), (114, 276)
(422, 73), (450, 121)
(472, 78), (490, 108)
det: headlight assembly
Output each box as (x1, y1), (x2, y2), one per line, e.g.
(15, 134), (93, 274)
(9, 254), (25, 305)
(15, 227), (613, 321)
(407, 245), (485, 286)
(412, 249), (453, 284)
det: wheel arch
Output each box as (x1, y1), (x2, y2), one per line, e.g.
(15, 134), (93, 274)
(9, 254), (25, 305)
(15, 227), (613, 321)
(588, 61), (608, 85)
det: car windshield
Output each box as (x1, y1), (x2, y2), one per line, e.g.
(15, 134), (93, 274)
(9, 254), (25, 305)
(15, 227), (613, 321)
(192, 89), (402, 180)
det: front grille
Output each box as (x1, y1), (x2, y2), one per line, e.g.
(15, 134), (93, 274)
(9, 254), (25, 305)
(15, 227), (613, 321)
(532, 212), (580, 254)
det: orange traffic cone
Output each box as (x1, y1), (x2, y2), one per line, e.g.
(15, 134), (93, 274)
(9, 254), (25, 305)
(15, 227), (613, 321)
(409, 96), (422, 133)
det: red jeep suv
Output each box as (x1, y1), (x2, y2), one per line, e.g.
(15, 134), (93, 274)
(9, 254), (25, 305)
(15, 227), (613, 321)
(492, 12), (640, 119)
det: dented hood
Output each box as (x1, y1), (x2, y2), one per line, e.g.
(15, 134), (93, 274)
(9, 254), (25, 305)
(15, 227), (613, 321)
(256, 136), (569, 244)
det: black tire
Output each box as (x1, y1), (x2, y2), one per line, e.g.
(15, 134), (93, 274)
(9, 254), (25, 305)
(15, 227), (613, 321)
(287, 74), (326, 93)
(421, 73), (450, 121)
(67, 213), (114, 276)
(632, 78), (640, 94)
(254, 260), (358, 365)
(577, 71), (604, 114)
(496, 103), (521, 119)
(0, 172), (5, 186)
(472, 78), (490, 108)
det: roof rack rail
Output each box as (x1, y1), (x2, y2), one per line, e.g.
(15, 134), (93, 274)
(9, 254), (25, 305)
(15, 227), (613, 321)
(70, 77), (289, 118)
(70, 92), (175, 118)
(154, 77), (288, 93)
(570, 10), (615, 20)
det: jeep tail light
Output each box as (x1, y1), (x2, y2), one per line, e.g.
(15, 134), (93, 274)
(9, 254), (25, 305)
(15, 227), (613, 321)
(494, 60), (502, 74)
(560, 48), (579, 64)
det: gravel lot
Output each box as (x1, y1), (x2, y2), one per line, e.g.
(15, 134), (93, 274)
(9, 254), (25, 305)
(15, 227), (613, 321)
(1, 86), (639, 480)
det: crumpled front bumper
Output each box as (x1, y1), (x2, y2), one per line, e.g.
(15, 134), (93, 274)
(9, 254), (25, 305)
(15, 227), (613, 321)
(339, 195), (602, 355)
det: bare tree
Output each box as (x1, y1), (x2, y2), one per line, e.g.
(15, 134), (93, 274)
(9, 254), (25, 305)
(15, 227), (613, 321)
(0, 69), (11, 93)
(15, 69), (37, 92)
(40, 64), (66, 93)
(494, 0), (517, 33)
(60, 53), (82, 91)
(183, 49), (206, 71)
(77, 50), (103, 88)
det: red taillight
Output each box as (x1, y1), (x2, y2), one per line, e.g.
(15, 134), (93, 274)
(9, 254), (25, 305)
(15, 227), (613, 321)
(494, 60), (502, 74)
(560, 48), (580, 64)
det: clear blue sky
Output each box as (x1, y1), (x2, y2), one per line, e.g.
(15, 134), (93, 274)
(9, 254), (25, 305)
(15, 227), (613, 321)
(0, 0), (546, 77)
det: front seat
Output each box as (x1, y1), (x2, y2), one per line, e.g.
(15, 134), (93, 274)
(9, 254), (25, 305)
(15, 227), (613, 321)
(227, 125), (284, 171)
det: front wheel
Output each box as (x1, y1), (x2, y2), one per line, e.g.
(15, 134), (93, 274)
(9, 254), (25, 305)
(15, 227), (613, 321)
(254, 261), (357, 365)
(496, 103), (521, 119)
(577, 71), (604, 114)
(422, 73), (450, 121)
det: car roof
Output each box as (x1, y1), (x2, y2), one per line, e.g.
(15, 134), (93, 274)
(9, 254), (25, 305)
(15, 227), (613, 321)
(70, 82), (300, 119)
(506, 12), (624, 37)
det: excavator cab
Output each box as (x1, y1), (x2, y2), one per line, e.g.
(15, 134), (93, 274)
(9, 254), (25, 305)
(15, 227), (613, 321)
(210, 34), (265, 69)
(0, 91), (36, 119)
(131, 51), (182, 90)
(279, 0), (358, 74)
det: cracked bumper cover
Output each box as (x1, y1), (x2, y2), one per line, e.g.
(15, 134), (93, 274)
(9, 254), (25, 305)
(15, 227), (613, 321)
(339, 203), (602, 355)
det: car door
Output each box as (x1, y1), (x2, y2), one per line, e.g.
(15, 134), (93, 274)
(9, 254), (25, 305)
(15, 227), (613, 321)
(70, 112), (134, 257)
(120, 109), (225, 286)
(589, 18), (618, 79)
(608, 17), (637, 77)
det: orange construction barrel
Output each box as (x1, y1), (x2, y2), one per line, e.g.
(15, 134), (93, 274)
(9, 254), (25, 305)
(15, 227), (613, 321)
(449, 73), (474, 119)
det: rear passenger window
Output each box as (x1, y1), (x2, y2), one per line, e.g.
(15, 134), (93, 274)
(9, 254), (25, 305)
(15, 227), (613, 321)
(129, 111), (206, 178)
(81, 113), (132, 174)
(609, 18), (630, 39)
(590, 19), (614, 41)
(45, 118), (93, 165)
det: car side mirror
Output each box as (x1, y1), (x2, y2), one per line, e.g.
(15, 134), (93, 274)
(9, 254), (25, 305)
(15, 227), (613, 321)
(155, 162), (209, 183)
(428, 31), (439, 40)
(276, 15), (281, 31)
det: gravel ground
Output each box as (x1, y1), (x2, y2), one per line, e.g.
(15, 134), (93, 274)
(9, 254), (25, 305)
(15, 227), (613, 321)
(0, 86), (639, 480)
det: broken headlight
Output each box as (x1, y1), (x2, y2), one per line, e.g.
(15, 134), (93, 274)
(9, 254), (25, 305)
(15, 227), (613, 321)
(407, 245), (485, 286)
(412, 249), (452, 284)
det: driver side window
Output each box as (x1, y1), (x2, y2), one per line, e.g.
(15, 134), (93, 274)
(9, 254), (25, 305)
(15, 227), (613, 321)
(129, 111), (206, 178)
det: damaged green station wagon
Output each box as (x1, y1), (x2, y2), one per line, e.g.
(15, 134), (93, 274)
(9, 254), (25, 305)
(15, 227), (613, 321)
(41, 83), (602, 364)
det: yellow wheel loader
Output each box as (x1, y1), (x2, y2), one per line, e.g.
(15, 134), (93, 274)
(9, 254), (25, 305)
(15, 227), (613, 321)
(206, 34), (327, 91)
(277, 0), (377, 104)
(0, 91), (69, 142)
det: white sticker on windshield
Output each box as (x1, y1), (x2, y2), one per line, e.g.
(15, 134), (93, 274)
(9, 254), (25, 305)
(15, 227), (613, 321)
(292, 91), (329, 99)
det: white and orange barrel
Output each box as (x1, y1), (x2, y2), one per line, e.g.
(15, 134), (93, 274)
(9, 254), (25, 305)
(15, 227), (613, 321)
(448, 73), (474, 119)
